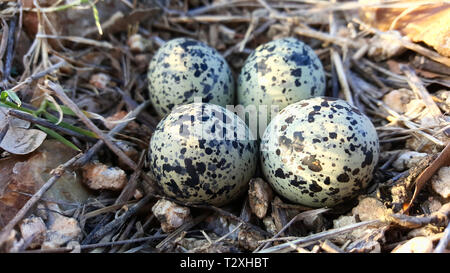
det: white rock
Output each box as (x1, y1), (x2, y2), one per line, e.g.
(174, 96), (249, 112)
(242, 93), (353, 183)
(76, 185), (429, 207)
(333, 214), (383, 245)
(392, 237), (433, 253)
(431, 166), (450, 198)
(67, 240), (81, 253)
(19, 216), (47, 249)
(352, 197), (387, 221)
(41, 203), (81, 250)
(382, 89), (413, 114)
(263, 216), (277, 235)
(48, 215), (81, 240)
(367, 31), (406, 61)
(152, 199), (192, 233)
(82, 162), (128, 191)
(422, 198), (442, 214)
(248, 178), (273, 219)
(0, 230), (23, 253)
(332, 215), (358, 244)
(89, 73), (110, 89)
(392, 151), (427, 171)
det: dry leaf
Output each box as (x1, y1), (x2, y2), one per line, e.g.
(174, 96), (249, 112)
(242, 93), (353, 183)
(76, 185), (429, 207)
(405, 142), (450, 212)
(0, 127), (47, 155)
(360, 1), (450, 57)
(0, 140), (93, 228)
(0, 109), (30, 129)
(0, 109), (47, 155)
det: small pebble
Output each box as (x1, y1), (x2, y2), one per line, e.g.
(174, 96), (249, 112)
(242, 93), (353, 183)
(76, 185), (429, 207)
(89, 73), (110, 89)
(352, 197), (386, 221)
(0, 230), (22, 253)
(421, 197), (442, 214)
(152, 199), (192, 233)
(238, 229), (264, 251)
(391, 237), (433, 253)
(367, 31), (406, 61)
(392, 151), (427, 171)
(263, 216), (277, 235)
(248, 178), (273, 219)
(382, 89), (413, 114)
(431, 166), (450, 199)
(407, 226), (441, 239)
(434, 90), (450, 113)
(82, 162), (128, 191)
(127, 34), (151, 53)
(19, 216), (47, 249)
(42, 204), (81, 250)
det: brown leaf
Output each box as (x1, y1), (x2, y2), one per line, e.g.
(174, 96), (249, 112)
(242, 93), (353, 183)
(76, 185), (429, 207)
(0, 154), (35, 228)
(0, 140), (92, 228)
(360, 1), (450, 57)
(405, 142), (450, 212)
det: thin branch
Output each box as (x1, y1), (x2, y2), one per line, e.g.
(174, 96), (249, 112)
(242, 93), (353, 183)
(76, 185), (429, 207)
(400, 64), (442, 119)
(10, 60), (67, 92)
(47, 81), (138, 171)
(255, 207), (330, 252)
(257, 220), (382, 253)
(22, 234), (167, 253)
(1, 16), (16, 85)
(72, 99), (151, 168)
(331, 50), (354, 105)
(434, 222), (450, 253)
(85, 194), (153, 244)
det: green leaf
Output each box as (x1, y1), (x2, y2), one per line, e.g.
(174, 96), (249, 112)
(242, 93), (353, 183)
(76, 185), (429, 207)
(43, 112), (98, 139)
(91, 3), (103, 35)
(47, 101), (77, 116)
(0, 100), (34, 114)
(36, 125), (81, 152)
(1, 90), (22, 107)
(47, 101), (94, 118)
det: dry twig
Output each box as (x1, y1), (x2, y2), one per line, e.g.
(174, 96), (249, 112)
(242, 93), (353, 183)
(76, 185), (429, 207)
(258, 220), (382, 253)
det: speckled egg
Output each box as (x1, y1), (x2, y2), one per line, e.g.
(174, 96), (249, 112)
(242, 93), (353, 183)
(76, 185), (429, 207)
(148, 38), (235, 117)
(237, 37), (326, 131)
(149, 103), (258, 206)
(260, 97), (379, 207)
